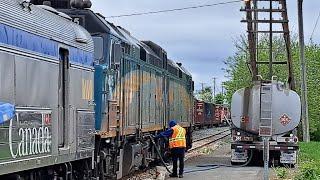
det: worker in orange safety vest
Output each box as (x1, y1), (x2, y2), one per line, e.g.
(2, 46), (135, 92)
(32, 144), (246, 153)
(155, 120), (186, 178)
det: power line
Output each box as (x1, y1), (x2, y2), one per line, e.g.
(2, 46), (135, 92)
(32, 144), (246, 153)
(106, 0), (242, 18)
(310, 8), (320, 41)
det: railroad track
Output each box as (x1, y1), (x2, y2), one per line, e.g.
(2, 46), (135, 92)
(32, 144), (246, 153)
(189, 129), (231, 152)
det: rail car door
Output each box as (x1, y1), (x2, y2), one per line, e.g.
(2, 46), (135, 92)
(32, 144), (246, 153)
(137, 65), (142, 130)
(58, 48), (69, 148)
(164, 76), (170, 126)
(161, 74), (166, 127)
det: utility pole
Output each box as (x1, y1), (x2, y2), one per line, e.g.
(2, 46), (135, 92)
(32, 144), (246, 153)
(221, 83), (225, 104)
(221, 84), (224, 95)
(200, 83), (206, 92)
(298, 0), (310, 142)
(213, 77), (217, 103)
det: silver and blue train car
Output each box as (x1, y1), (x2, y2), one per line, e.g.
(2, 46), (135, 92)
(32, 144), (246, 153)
(0, 0), (95, 178)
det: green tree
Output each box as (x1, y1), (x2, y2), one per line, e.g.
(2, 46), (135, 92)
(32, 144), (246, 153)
(196, 87), (214, 103)
(215, 93), (225, 105)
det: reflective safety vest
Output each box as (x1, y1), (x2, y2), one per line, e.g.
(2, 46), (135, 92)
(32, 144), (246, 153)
(169, 125), (186, 149)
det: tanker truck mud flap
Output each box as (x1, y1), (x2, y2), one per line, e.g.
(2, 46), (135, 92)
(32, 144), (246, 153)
(231, 149), (248, 163)
(280, 151), (297, 164)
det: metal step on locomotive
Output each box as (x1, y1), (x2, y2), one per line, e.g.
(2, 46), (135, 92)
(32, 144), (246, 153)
(231, 0), (301, 168)
(0, 0), (194, 179)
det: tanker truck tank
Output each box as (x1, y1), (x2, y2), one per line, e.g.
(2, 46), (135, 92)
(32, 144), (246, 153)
(231, 81), (301, 136)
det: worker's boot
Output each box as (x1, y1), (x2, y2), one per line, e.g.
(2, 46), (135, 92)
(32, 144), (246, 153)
(179, 174), (183, 178)
(169, 173), (178, 178)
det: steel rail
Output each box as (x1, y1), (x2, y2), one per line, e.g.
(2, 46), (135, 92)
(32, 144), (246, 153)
(189, 130), (231, 152)
(193, 129), (230, 142)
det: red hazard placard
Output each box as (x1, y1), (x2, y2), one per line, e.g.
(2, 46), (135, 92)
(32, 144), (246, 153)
(44, 114), (51, 125)
(280, 114), (291, 126)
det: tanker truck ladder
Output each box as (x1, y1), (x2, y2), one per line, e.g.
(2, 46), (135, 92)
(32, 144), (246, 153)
(259, 83), (273, 137)
(240, 0), (295, 89)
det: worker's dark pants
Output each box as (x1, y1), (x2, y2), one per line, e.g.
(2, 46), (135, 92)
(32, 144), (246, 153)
(171, 148), (185, 175)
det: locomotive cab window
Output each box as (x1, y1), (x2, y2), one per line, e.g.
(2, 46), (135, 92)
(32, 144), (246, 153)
(112, 43), (122, 65)
(92, 36), (104, 63)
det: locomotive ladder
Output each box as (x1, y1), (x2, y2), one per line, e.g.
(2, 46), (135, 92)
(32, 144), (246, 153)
(241, 0), (295, 90)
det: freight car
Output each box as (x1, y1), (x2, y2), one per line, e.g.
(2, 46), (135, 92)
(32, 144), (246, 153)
(194, 100), (229, 129)
(0, 0), (194, 179)
(215, 104), (230, 126)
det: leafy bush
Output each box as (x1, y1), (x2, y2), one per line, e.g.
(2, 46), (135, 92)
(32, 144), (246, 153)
(274, 167), (288, 179)
(295, 161), (320, 180)
(295, 142), (320, 180)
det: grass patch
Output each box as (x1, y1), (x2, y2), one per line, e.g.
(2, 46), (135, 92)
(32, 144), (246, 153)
(295, 142), (320, 180)
(200, 147), (215, 154)
(274, 167), (289, 179)
(299, 142), (320, 162)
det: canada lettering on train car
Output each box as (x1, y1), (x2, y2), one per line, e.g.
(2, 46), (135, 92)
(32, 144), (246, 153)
(8, 117), (52, 159)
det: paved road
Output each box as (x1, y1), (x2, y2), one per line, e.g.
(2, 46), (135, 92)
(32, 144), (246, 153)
(177, 166), (263, 180)
(176, 134), (264, 180)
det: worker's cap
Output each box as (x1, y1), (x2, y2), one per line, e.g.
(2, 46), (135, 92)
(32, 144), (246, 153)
(169, 120), (177, 128)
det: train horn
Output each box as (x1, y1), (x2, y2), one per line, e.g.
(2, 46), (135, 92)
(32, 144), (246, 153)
(70, 0), (91, 9)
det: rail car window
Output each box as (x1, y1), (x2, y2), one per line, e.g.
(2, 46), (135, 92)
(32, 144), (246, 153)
(121, 42), (131, 55)
(163, 53), (168, 69)
(139, 46), (147, 61)
(92, 36), (103, 63)
(149, 55), (163, 68)
(192, 81), (195, 91)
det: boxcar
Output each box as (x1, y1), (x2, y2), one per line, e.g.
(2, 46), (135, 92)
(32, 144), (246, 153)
(203, 102), (215, 127)
(194, 100), (205, 128)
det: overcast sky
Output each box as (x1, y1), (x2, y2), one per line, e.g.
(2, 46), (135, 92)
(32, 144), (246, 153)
(91, 0), (320, 93)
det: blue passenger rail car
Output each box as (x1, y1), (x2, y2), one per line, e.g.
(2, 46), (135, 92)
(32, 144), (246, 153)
(57, 4), (194, 179)
(0, 0), (95, 178)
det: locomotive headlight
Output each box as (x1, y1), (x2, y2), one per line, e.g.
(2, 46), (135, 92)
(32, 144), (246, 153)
(237, 132), (241, 136)
(290, 134), (294, 137)
(105, 139), (111, 144)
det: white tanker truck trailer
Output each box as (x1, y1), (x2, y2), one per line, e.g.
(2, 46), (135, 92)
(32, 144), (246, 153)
(230, 80), (301, 166)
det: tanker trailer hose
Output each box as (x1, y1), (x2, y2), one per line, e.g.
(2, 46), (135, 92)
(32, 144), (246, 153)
(147, 135), (173, 174)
